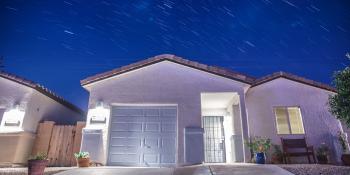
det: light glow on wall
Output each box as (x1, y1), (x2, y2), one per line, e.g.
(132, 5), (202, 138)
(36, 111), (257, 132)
(0, 106), (25, 133)
(86, 104), (110, 128)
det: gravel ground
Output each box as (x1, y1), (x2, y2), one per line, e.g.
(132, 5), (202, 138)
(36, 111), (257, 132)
(278, 164), (350, 175)
(0, 167), (75, 175)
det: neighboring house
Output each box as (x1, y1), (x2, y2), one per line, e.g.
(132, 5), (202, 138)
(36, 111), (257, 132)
(80, 54), (349, 167)
(0, 71), (84, 165)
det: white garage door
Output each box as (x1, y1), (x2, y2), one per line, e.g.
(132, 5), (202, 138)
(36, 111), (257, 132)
(108, 106), (177, 167)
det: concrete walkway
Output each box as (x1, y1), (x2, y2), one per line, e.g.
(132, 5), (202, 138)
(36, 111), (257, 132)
(54, 164), (294, 175)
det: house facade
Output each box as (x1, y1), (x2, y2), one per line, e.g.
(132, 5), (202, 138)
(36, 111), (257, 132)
(80, 54), (349, 166)
(0, 71), (84, 165)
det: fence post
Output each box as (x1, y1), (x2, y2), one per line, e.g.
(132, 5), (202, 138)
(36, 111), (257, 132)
(32, 121), (55, 155)
(71, 121), (86, 166)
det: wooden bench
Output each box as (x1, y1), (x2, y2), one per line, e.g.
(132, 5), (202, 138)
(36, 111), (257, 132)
(281, 137), (316, 164)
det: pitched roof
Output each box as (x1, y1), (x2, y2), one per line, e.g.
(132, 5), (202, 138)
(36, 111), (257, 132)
(252, 71), (336, 92)
(0, 71), (85, 114)
(81, 54), (256, 86)
(80, 54), (336, 93)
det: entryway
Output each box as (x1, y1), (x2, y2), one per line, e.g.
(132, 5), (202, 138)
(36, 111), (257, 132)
(202, 116), (226, 163)
(107, 106), (177, 167)
(200, 92), (245, 163)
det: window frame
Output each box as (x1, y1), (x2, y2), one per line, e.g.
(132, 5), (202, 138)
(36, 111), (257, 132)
(272, 106), (305, 135)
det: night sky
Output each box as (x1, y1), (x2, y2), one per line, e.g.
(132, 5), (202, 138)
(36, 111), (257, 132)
(1, 0), (349, 111)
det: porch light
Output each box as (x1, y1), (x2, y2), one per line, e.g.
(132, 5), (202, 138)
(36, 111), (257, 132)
(0, 104), (25, 132)
(90, 101), (108, 124)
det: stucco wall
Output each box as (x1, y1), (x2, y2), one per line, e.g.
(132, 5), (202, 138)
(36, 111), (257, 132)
(84, 61), (250, 165)
(0, 132), (35, 164)
(22, 90), (84, 132)
(246, 78), (345, 163)
(0, 77), (33, 111)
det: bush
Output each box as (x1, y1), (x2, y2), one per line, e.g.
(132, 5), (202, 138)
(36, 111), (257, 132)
(316, 143), (329, 157)
(245, 136), (271, 153)
(329, 54), (350, 128)
(29, 152), (48, 160)
(74, 152), (89, 159)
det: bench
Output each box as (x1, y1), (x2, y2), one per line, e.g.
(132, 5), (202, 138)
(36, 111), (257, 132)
(281, 137), (316, 164)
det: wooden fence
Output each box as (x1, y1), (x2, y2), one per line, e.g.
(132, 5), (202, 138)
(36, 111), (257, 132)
(31, 121), (85, 167)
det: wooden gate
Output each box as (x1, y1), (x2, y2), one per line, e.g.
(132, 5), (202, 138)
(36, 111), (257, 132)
(31, 121), (85, 166)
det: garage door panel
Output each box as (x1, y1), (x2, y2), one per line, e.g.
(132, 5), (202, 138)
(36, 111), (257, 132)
(144, 116), (160, 122)
(144, 138), (159, 148)
(161, 123), (176, 132)
(111, 116), (144, 122)
(108, 106), (177, 166)
(144, 123), (160, 132)
(112, 108), (144, 116)
(161, 138), (175, 148)
(144, 109), (160, 116)
(109, 146), (140, 153)
(160, 108), (177, 116)
(111, 122), (142, 132)
(110, 154), (139, 163)
(111, 131), (143, 138)
(110, 137), (142, 146)
(143, 154), (159, 164)
(161, 155), (176, 163)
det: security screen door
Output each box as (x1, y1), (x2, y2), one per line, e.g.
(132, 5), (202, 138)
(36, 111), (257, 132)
(202, 116), (226, 163)
(108, 106), (177, 167)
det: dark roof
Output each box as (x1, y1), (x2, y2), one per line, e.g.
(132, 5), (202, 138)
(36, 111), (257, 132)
(252, 71), (336, 92)
(0, 71), (85, 115)
(81, 54), (256, 86)
(81, 54), (336, 93)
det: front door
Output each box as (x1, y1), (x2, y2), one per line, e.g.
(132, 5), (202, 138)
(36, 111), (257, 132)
(202, 116), (226, 163)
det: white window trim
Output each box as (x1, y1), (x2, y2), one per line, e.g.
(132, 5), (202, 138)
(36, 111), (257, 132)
(273, 106), (305, 135)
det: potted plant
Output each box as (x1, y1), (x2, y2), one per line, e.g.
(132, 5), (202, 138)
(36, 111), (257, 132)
(316, 143), (329, 164)
(28, 152), (48, 175)
(271, 144), (283, 164)
(246, 136), (271, 164)
(338, 131), (350, 166)
(74, 151), (90, 167)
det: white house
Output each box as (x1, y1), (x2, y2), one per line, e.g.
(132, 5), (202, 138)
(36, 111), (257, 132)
(80, 54), (349, 167)
(0, 71), (84, 165)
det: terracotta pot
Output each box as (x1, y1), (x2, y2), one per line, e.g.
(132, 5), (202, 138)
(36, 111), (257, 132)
(341, 154), (350, 166)
(77, 157), (90, 167)
(28, 159), (48, 175)
(271, 154), (283, 164)
(317, 155), (328, 164)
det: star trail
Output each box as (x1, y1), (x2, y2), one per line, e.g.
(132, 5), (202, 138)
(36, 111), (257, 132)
(1, 0), (349, 110)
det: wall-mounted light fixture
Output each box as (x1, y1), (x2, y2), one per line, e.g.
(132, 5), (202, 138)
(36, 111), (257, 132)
(90, 101), (107, 124)
(0, 104), (25, 132)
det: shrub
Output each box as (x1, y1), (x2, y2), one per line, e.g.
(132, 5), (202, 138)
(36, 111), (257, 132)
(29, 152), (48, 160)
(338, 131), (349, 153)
(316, 143), (329, 157)
(74, 152), (89, 159)
(245, 136), (271, 153)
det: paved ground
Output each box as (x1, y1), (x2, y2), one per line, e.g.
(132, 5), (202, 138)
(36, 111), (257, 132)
(278, 164), (350, 175)
(54, 164), (293, 175)
(0, 167), (74, 175)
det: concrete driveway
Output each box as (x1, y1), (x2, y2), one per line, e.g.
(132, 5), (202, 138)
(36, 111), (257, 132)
(54, 164), (294, 175)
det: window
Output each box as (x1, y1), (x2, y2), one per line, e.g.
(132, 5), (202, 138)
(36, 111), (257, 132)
(274, 107), (305, 134)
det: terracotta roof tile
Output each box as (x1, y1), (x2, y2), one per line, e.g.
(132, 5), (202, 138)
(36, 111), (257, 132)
(80, 54), (336, 93)
(0, 71), (85, 114)
(81, 54), (256, 86)
(252, 71), (336, 92)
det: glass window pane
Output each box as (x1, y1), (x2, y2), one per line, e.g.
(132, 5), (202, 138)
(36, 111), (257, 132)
(288, 107), (305, 134)
(275, 107), (290, 134)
